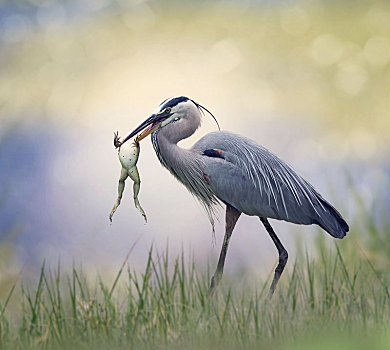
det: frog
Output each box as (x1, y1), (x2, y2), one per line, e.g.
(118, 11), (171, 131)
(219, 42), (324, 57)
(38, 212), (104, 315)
(109, 131), (147, 223)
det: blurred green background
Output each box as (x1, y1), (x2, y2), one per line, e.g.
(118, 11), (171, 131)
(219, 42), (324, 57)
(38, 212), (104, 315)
(0, 0), (389, 291)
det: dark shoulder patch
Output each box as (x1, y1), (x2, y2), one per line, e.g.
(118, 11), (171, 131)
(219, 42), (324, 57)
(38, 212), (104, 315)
(160, 96), (189, 110)
(203, 149), (224, 159)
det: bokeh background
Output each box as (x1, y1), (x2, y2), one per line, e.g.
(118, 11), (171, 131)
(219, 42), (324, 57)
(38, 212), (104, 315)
(0, 0), (389, 285)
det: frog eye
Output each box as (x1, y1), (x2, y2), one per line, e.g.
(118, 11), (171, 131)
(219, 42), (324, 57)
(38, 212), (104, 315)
(165, 107), (171, 113)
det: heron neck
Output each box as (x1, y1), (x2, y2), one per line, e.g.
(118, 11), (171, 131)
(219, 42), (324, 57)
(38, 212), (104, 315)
(151, 129), (219, 227)
(153, 131), (198, 174)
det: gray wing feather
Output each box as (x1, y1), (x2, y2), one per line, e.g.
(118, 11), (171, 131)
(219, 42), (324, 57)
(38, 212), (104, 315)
(193, 131), (349, 238)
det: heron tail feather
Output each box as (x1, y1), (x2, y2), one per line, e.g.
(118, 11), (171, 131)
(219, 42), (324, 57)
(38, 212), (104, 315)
(314, 196), (349, 239)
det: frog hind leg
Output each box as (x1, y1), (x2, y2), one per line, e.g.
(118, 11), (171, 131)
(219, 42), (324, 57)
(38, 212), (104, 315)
(128, 166), (147, 223)
(109, 168), (128, 222)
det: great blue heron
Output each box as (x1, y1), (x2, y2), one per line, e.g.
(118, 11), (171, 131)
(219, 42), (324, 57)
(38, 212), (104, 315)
(115, 96), (349, 296)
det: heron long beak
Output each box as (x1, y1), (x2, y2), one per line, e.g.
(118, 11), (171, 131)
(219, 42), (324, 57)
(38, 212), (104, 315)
(137, 122), (162, 141)
(120, 111), (172, 146)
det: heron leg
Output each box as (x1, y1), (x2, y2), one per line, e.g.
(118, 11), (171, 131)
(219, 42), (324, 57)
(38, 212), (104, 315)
(109, 168), (128, 222)
(209, 205), (241, 295)
(260, 217), (288, 297)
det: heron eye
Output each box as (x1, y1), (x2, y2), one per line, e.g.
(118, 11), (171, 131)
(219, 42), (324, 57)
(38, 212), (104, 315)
(165, 108), (171, 113)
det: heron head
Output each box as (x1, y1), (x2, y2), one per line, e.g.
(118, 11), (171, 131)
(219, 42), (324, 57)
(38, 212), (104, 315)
(119, 96), (220, 146)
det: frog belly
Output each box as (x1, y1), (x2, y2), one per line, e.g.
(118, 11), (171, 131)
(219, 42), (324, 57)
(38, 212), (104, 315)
(118, 142), (139, 169)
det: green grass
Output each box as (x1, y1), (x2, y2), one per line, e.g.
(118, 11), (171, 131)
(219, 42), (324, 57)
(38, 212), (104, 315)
(1, 233), (390, 350)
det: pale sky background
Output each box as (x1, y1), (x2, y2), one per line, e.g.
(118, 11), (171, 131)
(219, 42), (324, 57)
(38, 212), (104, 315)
(0, 0), (389, 285)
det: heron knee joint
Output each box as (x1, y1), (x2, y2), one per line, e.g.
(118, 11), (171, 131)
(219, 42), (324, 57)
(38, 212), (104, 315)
(279, 250), (288, 263)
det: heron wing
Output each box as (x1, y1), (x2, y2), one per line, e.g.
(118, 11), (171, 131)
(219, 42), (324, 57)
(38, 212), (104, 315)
(193, 131), (348, 238)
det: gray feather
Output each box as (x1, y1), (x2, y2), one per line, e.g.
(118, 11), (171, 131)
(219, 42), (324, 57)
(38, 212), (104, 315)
(193, 131), (348, 238)
(146, 98), (348, 239)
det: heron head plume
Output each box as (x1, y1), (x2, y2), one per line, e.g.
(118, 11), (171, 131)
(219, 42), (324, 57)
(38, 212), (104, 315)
(120, 96), (220, 145)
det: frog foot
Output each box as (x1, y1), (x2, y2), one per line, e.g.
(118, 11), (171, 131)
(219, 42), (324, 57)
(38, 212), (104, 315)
(114, 131), (122, 148)
(135, 199), (147, 223)
(109, 200), (120, 222)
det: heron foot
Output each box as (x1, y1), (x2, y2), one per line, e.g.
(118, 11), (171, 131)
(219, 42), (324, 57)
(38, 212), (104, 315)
(208, 271), (222, 296)
(268, 250), (288, 297)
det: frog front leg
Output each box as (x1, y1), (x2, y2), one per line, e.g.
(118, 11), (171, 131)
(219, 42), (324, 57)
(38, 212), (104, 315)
(109, 168), (128, 222)
(128, 166), (147, 223)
